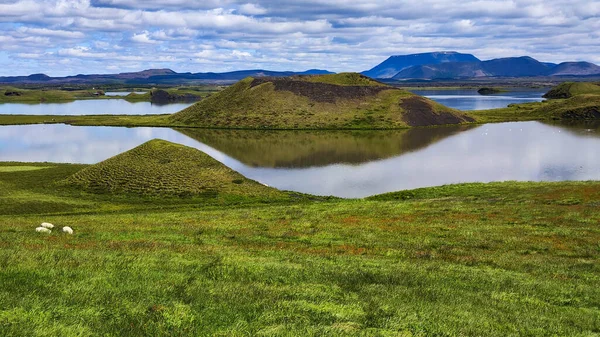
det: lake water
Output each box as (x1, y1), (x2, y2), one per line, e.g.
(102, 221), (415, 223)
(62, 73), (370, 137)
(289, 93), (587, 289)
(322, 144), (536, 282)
(0, 100), (193, 115)
(1, 121), (599, 198)
(104, 91), (147, 96)
(0, 88), (545, 116)
(410, 88), (547, 111)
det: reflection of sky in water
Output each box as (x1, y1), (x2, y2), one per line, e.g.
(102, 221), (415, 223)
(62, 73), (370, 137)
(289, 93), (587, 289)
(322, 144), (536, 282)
(0, 100), (192, 115)
(410, 89), (546, 111)
(104, 92), (147, 96)
(1, 121), (599, 198)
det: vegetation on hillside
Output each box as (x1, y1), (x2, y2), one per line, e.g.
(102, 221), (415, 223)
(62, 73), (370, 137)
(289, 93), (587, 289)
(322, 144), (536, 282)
(303, 73), (387, 86)
(64, 139), (284, 199)
(0, 85), (218, 103)
(170, 74), (473, 129)
(0, 86), (106, 102)
(543, 82), (600, 99)
(0, 159), (599, 336)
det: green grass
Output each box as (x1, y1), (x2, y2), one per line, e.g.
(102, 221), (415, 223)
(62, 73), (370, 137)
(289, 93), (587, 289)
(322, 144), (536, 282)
(0, 114), (172, 127)
(304, 73), (387, 86)
(0, 86), (108, 103)
(0, 160), (599, 336)
(468, 93), (600, 123)
(169, 75), (471, 129)
(0, 166), (49, 172)
(64, 139), (284, 199)
(0, 85), (219, 103)
(543, 82), (600, 99)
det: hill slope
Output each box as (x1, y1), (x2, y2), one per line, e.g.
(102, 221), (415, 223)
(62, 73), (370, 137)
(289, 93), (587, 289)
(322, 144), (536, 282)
(363, 51), (480, 79)
(64, 139), (282, 198)
(543, 82), (600, 99)
(170, 73), (474, 129)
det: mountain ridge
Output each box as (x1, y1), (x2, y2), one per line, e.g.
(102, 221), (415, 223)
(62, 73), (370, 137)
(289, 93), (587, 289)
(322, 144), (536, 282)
(362, 51), (480, 79)
(387, 55), (600, 80)
(0, 68), (334, 85)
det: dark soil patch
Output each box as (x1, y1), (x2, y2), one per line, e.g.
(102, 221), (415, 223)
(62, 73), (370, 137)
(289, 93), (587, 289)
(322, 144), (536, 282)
(400, 96), (474, 126)
(250, 78), (394, 103)
(150, 90), (202, 104)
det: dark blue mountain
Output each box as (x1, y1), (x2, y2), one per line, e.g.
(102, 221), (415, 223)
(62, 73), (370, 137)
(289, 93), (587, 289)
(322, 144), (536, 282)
(392, 56), (600, 79)
(547, 62), (600, 76)
(0, 69), (334, 85)
(362, 51), (480, 79)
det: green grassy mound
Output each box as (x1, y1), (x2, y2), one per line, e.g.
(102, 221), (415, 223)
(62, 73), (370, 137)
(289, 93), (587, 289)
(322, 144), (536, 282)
(537, 94), (600, 119)
(543, 82), (600, 99)
(170, 73), (474, 129)
(64, 139), (281, 198)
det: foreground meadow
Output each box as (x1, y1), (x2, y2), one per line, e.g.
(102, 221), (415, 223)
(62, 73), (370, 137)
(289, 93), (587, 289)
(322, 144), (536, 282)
(1, 162), (599, 336)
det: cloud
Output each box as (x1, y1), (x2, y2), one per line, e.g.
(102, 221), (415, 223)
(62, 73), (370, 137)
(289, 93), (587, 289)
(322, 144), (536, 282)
(238, 3), (267, 15)
(0, 0), (597, 76)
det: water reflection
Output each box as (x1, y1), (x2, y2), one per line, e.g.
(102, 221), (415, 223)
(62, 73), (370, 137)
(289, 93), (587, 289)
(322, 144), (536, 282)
(177, 126), (475, 168)
(0, 100), (192, 115)
(1, 121), (599, 198)
(410, 88), (547, 111)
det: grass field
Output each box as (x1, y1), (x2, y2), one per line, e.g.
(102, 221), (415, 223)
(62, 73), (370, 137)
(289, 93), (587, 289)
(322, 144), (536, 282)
(1, 159), (599, 336)
(0, 86), (218, 103)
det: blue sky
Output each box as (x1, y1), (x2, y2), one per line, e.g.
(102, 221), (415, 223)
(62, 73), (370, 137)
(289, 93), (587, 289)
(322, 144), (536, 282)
(0, 0), (599, 76)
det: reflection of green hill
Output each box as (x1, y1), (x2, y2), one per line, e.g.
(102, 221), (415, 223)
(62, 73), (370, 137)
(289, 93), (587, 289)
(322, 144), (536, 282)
(542, 120), (600, 138)
(177, 126), (476, 168)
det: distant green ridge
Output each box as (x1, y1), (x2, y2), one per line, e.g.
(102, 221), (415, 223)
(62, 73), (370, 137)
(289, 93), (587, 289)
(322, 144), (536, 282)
(64, 139), (281, 198)
(543, 82), (600, 99)
(170, 73), (474, 129)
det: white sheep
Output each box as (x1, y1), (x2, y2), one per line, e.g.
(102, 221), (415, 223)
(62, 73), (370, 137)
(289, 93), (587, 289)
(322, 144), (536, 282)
(40, 222), (54, 229)
(35, 227), (51, 233)
(62, 226), (74, 235)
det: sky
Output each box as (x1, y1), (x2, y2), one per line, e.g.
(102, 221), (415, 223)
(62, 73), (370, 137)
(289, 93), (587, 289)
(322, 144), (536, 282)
(0, 0), (599, 76)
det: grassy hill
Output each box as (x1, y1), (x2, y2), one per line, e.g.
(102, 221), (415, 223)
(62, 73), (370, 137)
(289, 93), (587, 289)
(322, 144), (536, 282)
(64, 139), (283, 199)
(170, 73), (474, 129)
(543, 82), (600, 99)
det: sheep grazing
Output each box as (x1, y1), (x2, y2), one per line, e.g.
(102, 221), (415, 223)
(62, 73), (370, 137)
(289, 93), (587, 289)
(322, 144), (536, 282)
(35, 227), (51, 234)
(62, 226), (74, 235)
(40, 222), (54, 229)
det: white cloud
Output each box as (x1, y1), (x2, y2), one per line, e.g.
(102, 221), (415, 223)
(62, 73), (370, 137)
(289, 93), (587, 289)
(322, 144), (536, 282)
(238, 3), (267, 15)
(131, 31), (156, 44)
(0, 0), (597, 75)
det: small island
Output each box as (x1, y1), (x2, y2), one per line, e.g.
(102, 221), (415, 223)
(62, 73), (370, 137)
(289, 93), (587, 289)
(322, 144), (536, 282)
(477, 87), (505, 95)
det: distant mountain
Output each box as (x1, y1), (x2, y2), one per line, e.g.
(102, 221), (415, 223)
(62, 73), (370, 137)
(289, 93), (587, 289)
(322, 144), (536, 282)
(391, 56), (600, 80)
(362, 51), (480, 79)
(547, 62), (600, 76)
(0, 69), (334, 85)
(481, 56), (551, 77)
(393, 62), (488, 79)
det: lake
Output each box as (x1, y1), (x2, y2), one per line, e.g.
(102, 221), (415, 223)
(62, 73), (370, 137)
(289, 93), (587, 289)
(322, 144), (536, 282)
(104, 91), (147, 96)
(0, 100), (193, 115)
(0, 87), (546, 116)
(1, 121), (599, 198)
(410, 88), (547, 110)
